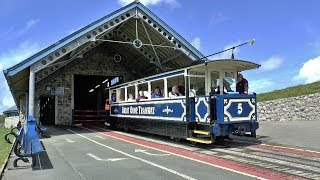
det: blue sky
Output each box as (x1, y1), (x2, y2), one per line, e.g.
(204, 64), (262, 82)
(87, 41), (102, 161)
(1, 0), (320, 113)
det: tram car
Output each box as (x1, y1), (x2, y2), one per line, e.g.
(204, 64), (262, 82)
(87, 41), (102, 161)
(108, 59), (260, 144)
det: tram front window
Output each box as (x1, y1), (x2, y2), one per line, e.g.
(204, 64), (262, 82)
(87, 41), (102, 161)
(190, 77), (206, 96)
(224, 72), (236, 92)
(210, 71), (220, 94)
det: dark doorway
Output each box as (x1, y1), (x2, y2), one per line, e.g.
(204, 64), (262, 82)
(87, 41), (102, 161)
(40, 97), (55, 125)
(74, 75), (122, 111)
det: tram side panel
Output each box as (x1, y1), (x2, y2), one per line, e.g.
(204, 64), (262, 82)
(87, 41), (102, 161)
(109, 98), (189, 138)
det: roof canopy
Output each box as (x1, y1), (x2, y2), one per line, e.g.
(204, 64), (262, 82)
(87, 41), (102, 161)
(3, 1), (206, 105)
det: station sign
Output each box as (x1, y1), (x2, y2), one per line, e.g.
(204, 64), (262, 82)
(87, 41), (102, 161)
(51, 87), (64, 96)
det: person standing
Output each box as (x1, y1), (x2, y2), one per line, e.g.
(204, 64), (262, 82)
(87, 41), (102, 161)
(236, 73), (249, 94)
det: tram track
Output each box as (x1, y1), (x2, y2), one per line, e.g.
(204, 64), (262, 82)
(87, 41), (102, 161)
(89, 125), (320, 179)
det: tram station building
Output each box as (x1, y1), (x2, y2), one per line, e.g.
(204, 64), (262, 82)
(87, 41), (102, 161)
(3, 1), (205, 125)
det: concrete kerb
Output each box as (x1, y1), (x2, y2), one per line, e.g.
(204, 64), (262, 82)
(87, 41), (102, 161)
(0, 138), (16, 179)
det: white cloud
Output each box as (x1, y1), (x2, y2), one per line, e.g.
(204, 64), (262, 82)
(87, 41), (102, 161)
(260, 56), (283, 71)
(210, 12), (229, 25)
(0, 41), (40, 69)
(17, 19), (40, 36)
(249, 78), (273, 93)
(118, 0), (179, 7)
(191, 37), (201, 50)
(211, 41), (241, 60)
(293, 56), (320, 84)
(0, 41), (41, 114)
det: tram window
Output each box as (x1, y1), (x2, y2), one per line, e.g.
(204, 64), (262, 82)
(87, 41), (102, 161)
(138, 83), (149, 100)
(210, 71), (219, 93)
(151, 79), (164, 98)
(167, 75), (185, 96)
(111, 91), (116, 103)
(127, 86), (135, 101)
(190, 77), (206, 96)
(189, 70), (205, 76)
(224, 72), (236, 92)
(117, 88), (125, 102)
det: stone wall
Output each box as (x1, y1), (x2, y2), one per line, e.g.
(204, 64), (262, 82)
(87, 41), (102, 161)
(35, 45), (137, 125)
(4, 116), (19, 128)
(258, 93), (320, 121)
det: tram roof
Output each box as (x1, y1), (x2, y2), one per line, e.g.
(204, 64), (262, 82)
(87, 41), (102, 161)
(193, 59), (261, 71)
(110, 59), (260, 89)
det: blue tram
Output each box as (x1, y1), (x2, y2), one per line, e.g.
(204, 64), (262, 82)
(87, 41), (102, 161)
(108, 59), (260, 144)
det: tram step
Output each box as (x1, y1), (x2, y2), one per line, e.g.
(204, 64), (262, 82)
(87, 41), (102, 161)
(186, 137), (212, 144)
(195, 123), (211, 131)
(192, 130), (210, 136)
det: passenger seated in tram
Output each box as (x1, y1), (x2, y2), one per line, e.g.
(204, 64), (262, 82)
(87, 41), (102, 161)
(151, 87), (163, 98)
(169, 85), (183, 98)
(136, 91), (147, 101)
(118, 95), (124, 102)
(127, 94), (134, 101)
(111, 95), (116, 102)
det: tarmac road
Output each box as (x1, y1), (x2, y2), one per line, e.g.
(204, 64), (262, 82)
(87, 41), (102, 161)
(3, 124), (320, 180)
(2, 126), (253, 180)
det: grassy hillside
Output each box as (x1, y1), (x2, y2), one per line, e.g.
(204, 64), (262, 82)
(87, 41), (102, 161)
(0, 114), (6, 126)
(0, 128), (13, 169)
(257, 81), (320, 102)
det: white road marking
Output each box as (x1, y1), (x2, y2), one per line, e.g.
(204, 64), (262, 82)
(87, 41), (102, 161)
(67, 129), (197, 180)
(87, 153), (127, 162)
(66, 138), (75, 143)
(95, 135), (106, 140)
(134, 149), (170, 156)
(81, 126), (267, 180)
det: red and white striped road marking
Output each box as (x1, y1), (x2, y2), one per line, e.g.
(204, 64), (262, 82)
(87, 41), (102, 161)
(82, 126), (300, 180)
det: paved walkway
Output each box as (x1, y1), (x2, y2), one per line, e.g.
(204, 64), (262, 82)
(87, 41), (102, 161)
(257, 120), (320, 151)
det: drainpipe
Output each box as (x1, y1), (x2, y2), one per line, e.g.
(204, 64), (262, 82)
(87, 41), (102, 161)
(28, 71), (35, 116)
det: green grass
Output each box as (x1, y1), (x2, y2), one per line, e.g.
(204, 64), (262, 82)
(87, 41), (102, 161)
(0, 128), (14, 168)
(0, 115), (6, 126)
(257, 81), (320, 102)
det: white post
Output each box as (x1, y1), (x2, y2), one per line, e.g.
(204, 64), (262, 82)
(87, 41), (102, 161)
(125, 87), (128, 101)
(219, 71), (224, 95)
(147, 82), (151, 99)
(164, 78), (168, 98)
(28, 71), (35, 116)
